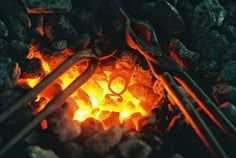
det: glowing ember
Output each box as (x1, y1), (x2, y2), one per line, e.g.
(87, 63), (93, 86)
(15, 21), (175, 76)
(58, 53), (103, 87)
(20, 45), (161, 130)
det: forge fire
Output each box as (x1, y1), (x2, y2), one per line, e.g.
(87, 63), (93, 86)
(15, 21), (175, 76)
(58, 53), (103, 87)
(0, 0), (236, 158)
(20, 44), (163, 130)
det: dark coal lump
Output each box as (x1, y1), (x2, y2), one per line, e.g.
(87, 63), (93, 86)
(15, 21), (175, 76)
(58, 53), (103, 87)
(6, 16), (27, 40)
(168, 38), (200, 70)
(225, 2), (236, 21)
(193, 30), (229, 63)
(9, 40), (30, 58)
(0, 39), (9, 54)
(51, 40), (67, 51)
(217, 60), (236, 86)
(0, 20), (8, 38)
(212, 83), (236, 105)
(219, 25), (236, 42)
(1, 0), (31, 29)
(44, 15), (78, 41)
(224, 43), (236, 61)
(139, 0), (184, 34)
(0, 57), (21, 91)
(21, 0), (72, 14)
(73, 0), (103, 14)
(192, 0), (226, 32)
(196, 60), (218, 78)
(18, 58), (44, 79)
(71, 9), (101, 35)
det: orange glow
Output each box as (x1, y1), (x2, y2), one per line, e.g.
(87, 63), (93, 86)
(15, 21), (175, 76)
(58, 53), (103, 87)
(19, 44), (159, 130)
(175, 76), (231, 138)
(27, 45), (51, 73)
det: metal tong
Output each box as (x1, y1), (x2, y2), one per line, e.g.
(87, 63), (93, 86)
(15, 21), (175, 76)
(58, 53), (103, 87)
(0, 49), (101, 157)
(120, 8), (236, 158)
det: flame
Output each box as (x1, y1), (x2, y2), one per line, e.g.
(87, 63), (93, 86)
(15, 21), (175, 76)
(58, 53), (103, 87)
(27, 46), (51, 73)
(20, 45), (158, 130)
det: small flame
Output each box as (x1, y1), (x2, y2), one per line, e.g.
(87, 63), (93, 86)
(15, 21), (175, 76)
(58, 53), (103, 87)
(27, 45), (51, 73)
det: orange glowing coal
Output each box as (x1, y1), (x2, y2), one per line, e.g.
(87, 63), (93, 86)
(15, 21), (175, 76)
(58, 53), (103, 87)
(19, 45), (160, 130)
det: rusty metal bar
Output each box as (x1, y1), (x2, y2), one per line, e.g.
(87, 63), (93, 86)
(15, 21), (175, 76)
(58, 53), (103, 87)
(0, 60), (98, 157)
(159, 72), (228, 158)
(0, 49), (96, 124)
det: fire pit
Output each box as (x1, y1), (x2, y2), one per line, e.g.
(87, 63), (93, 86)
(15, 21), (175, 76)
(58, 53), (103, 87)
(0, 0), (236, 158)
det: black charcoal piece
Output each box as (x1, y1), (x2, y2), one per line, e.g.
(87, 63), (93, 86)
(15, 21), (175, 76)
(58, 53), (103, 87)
(218, 0), (234, 5)
(18, 58), (44, 79)
(225, 2), (236, 20)
(196, 60), (218, 78)
(193, 30), (229, 63)
(1, 0), (31, 28)
(52, 40), (67, 51)
(220, 102), (236, 125)
(140, 0), (184, 34)
(0, 20), (8, 38)
(212, 83), (236, 105)
(6, 16), (27, 40)
(0, 57), (21, 91)
(21, 0), (72, 14)
(26, 146), (59, 158)
(224, 43), (236, 61)
(0, 38), (9, 55)
(169, 38), (200, 70)
(71, 9), (100, 34)
(9, 40), (30, 58)
(192, 0), (226, 31)
(217, 60), (236, 86)
(220, 25), (236, 42)
(118, 139), (152, 158)
(73, 0), (103, 14)
(44, 15), (78, 41)
(0, 86), (29, 111)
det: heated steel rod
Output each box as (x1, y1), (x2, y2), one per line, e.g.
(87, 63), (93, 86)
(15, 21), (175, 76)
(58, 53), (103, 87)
(175, 72), (236, 140)
(121, 8), (236, 156)
(159, 72), (228, 158)
(0, 60), (98, 157)
(0, 49), (96, 124)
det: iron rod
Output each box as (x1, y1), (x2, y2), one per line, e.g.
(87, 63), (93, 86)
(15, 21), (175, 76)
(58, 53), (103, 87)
(0, 60), (98, 157)
(159, 72), (228, 158)
(175, 71), (236, 140)
(0, 49), (96, 123)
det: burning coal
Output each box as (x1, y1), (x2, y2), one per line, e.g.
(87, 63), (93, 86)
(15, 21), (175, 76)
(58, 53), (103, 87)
(18, 44), (165, 130)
